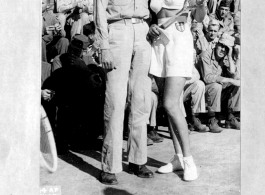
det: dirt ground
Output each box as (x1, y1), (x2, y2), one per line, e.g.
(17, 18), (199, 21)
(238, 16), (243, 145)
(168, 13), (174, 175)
(40, 126), (240, 195)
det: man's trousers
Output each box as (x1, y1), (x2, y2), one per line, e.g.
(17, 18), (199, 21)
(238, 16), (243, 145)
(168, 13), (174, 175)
(205, 83), (240, 112)
(102, 21), (152, 173)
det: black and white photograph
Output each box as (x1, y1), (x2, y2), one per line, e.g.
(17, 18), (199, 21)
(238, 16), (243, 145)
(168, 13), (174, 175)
(1, 0), (265, 195)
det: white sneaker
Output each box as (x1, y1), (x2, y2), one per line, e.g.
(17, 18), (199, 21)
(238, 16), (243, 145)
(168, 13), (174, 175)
(183, 156), (198, 181)
(157, 154), (184, 173)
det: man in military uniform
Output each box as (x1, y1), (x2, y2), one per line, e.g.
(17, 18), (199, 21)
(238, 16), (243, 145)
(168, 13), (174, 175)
(195, 19), (220, 55)
(42, 0), (69, 62)
(197, 33), (240, 132)
(210, 0), (234, 35)
(95, 0), (153, 185)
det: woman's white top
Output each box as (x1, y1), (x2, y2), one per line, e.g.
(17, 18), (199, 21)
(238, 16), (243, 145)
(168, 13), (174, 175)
(150, 0), (186, 14)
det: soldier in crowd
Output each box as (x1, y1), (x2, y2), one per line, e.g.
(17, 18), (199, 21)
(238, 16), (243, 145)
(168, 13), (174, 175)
(197, 33), (240, 131)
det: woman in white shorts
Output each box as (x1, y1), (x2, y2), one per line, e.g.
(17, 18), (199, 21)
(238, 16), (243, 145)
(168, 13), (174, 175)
(148, 0), (207, 181)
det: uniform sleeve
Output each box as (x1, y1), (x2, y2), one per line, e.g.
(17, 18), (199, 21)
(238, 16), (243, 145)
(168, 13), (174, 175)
(227, 17), (234, 35)
(94, 0), (110, 49)
(195, 36), (208, 55)
(198, 52), (226, 84)
(52, 55), (62, 73)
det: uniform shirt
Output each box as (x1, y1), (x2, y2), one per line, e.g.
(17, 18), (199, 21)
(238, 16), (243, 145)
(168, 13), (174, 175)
(195, 36), (219, 55)
(197, 49), (228, 84)
(209, 12), (234, 35)
(94, 0), (150, 49)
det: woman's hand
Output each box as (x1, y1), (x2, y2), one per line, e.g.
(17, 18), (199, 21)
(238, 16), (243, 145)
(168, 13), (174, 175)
(148, 24), (160, 41)
(196, 0), (208, 6)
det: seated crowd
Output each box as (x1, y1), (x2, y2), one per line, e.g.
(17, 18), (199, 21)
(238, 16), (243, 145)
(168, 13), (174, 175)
(41, 0), (240, 153)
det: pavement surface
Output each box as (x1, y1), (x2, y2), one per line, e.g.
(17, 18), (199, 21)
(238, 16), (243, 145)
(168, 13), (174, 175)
(40, 126), (240, 195)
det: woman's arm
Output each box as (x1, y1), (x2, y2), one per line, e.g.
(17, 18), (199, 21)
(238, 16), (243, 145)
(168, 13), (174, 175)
(193, 0), (208, 23)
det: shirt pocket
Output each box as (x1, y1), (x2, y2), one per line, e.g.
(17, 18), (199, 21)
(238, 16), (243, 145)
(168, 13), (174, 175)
(110, 0), (131, 6)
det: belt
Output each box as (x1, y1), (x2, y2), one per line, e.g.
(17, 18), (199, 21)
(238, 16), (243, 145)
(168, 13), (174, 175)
(108, 18), (145, 25)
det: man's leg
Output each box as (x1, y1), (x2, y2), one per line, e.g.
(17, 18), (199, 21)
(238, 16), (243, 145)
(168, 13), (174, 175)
(55, 37), (69, 55)
(149, 92), (158, 128)
(147, 92), (164, 143)
(222, 85), (240, 129)
(101, 22), (134, 174)
(47, 37), (69, 62)
(205, 83), (223, 133)
(183, 80), (208, 132)
(127, 21), (151, 165)
(127, 21), (153, 178)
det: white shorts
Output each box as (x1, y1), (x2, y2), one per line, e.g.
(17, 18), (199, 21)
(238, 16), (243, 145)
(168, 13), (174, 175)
(150, 18), (194, 78)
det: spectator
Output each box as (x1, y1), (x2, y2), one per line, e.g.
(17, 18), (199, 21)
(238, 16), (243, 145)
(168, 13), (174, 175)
(43, 37), (106, 154)
(95, 0), (154, 185)
(54, 0), (93, 30)
(197, 33), (240, 131)
(217, 0), (240, 15)
(210, 0), (234, 35)
(52, 34), (96, 72)
(42, 0), (69, 63)
(195, 18), (220, 55)
(82, 22), (100, 65)
(65, 3), (91, 40)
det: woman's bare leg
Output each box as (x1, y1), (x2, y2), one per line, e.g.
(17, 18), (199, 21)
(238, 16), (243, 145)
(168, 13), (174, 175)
(163, 77), (191, 157)
(168, 116), (182, 154)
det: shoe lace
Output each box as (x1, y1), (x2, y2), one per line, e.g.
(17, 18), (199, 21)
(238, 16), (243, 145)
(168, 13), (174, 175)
(183, 159), (191, 168)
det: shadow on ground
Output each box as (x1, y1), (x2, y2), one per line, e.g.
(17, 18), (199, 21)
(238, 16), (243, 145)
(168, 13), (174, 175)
(103, 187), (135, 195)
(59, 152), (101, 180)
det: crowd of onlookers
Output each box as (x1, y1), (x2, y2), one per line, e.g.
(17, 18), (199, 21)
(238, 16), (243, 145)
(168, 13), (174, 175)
(41, 0), (240, 152)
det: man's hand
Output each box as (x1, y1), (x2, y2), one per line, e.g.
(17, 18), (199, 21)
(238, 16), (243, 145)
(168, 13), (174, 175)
(230, 78), (240, 87)
(41, 89), (52, 101)
(148, 24), (160, 41)
(100, 49), (115, 70)
(196, 28), (204, 38)
(220, 78), (240, 87)
(227, 46), (233, 57)
(45, 26), (55, 35)
(55, 23), (62, 32)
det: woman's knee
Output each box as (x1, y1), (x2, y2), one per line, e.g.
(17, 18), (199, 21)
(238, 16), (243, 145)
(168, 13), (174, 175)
(163, 98), (179, 114)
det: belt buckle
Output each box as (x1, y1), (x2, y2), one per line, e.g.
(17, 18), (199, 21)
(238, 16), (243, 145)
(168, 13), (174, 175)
(131, 18), (142, 24)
